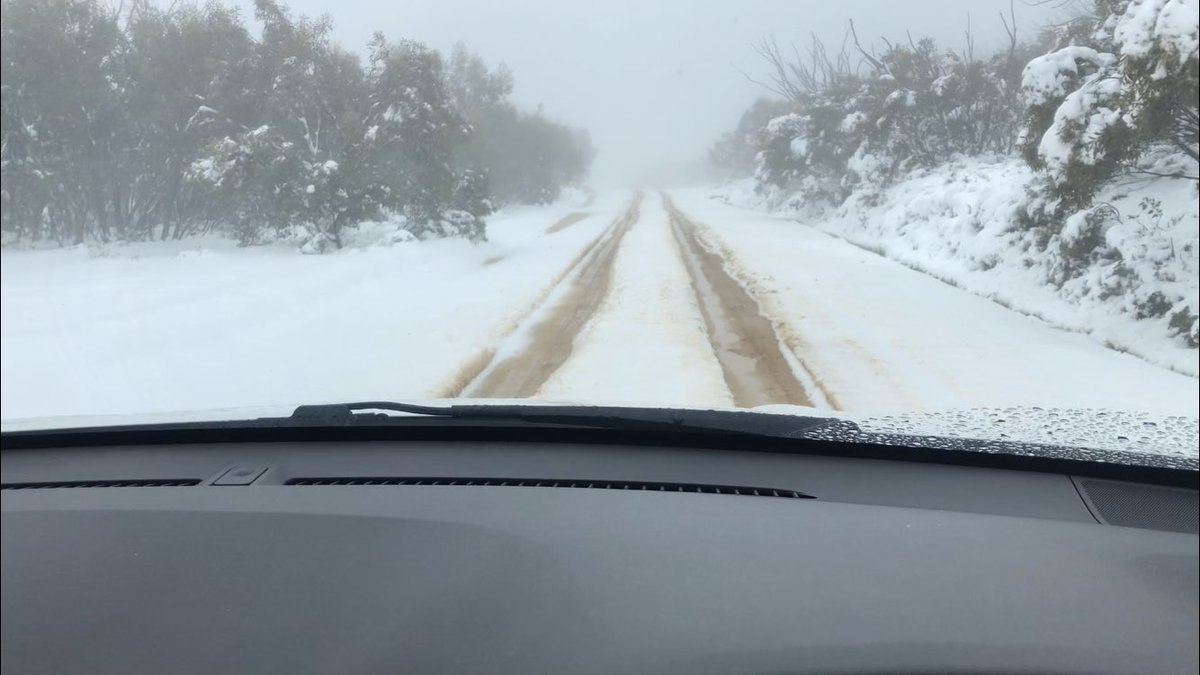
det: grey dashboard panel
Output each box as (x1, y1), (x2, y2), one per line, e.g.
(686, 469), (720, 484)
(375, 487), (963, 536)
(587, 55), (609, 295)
(3, 441), (1198, 674)
(0, 441), (1101, 522)
(2, 484), (1197, 675)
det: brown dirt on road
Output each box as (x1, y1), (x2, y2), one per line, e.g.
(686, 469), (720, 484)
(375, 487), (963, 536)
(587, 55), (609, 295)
(546, 212), (591, 234)
(454, 193), (643, 398)
(663, 194), (831, 409)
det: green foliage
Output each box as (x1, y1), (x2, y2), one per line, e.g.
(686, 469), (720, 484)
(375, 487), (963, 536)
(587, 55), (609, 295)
(1053, 205), (1123, 284)
(727, 30), (1034, 207)
(1135, 290), (1173, 319)
(1, 0), (125, 242)
(1168, 306), (1199, 347)
(1019, 0), (1199, 217)
(1, 0), (593, 248)
(453, 166), (494, 218)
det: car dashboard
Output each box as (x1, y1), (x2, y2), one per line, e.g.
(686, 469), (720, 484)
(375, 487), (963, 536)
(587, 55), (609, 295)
(3, 437), (1198, 674)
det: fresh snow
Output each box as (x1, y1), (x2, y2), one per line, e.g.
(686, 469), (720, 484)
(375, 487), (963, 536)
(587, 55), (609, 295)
(2, 180), (1197, 441)
(1020, 47), (1114, 108)
(671, 187), (1198, 417)
(713, 155), (1200, 376)
(536, 193), (732, 407)
(0, 192), (622, 419)
(1113, 0), (1200, 62)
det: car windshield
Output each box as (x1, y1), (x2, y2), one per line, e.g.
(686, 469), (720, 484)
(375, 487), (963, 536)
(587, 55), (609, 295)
(1, 0), (1197, 458)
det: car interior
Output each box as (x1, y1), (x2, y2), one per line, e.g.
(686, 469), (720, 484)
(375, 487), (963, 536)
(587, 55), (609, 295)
(3, 420), (1197, 675)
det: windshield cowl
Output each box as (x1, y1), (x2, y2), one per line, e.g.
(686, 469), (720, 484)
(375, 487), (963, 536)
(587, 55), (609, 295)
(2, 402), (1195, 471)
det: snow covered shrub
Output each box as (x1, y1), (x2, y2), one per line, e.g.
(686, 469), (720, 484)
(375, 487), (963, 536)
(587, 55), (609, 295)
(453, 167), (494, 218)
(298, 231), (338, 255)
(1168, 306), (1199, 346)
(1053, 204), (1123, 283)
(728, 29), (1032, 208)
(403, 209), (486, 243)
(1136, 290), (1174, 318)
(843, 39), (1027, 191)
(1020, 0), (1199, 214)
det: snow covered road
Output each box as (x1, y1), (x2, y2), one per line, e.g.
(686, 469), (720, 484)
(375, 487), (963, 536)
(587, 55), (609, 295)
(459, 189), (1196, 418)
(664, 190), (1199, 417)
(2, 188), (1197, 421)
(456, 194), (643, 398)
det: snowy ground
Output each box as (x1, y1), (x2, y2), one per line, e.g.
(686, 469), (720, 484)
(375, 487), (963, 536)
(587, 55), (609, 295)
(537, 193), (732, 407)
(715, 156), (1200, 376)
(0, 192), (626, 419)
(669, 189), (1198, 417)
(3, 185), (1197, 444)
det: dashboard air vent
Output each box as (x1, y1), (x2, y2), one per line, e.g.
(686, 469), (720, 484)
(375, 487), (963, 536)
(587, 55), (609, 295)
(286, 476), (813, 499)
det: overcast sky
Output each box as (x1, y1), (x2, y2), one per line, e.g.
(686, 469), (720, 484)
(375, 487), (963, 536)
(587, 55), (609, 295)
(231, 0), (1060, 187)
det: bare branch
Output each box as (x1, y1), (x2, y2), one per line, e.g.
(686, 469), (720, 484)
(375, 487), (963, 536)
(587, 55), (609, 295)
(848, 19), (887, 74)
(1127, 169), (1199, 182)
(962, 13), (975, 64)
(1000, 0), (1018, 66)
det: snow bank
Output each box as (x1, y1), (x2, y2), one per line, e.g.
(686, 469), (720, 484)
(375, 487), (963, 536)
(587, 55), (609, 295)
(0, 192), (627, 420)
(711, 155), (1199, 376)
(670, 189), (1199, 417)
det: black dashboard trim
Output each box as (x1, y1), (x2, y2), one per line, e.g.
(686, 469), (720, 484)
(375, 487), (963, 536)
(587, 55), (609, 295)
(3, 421), (1197, 489)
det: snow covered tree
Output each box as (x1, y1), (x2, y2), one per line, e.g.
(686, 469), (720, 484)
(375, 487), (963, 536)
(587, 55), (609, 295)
(116, 1), (257, 240)
(452, 166), (494, 217)
(1020, 0), (1199, 213)
(1, 0), (125, 242)
(188, 0), (372, 247)
(365, 35), (477, 239)
(2, 0), (590, 246)
(1113, 0), (1199, 164)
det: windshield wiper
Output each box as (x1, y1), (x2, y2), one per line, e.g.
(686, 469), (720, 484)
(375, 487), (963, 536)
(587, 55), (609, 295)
(284, 401), (839, 440)
(4, 401), (1194, 485)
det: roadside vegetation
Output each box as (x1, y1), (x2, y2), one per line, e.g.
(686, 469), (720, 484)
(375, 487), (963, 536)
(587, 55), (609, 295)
(711, 0), (1199, 349)
(0, 0), (594, 249)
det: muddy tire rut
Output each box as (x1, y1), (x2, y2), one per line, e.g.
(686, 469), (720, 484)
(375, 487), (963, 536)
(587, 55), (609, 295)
(457, 193), (643, 398)
(663, 194), (831, 409)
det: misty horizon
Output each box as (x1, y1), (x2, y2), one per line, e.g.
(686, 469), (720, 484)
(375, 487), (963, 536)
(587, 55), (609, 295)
(222, 0), (1063, 187)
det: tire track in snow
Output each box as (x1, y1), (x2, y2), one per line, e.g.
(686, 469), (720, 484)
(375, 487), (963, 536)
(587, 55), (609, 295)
(662, 195), (947, 412)
(446, 193), (643, 398)
(663, 194), (836, 409)
(545, 212), (592, 234)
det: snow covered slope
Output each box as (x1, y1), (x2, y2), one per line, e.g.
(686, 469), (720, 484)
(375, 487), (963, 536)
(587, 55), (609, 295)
(670, 189), (1198, 417)
(712, 156), (1199, 376)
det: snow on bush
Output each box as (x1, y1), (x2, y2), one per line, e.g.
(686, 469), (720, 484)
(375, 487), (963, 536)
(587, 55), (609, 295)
(403, 209), (487, 244)
(1020, 47), (1115, 108)
(1112, 0), (1200, 63)
(718, 155), (1199, 373)
(1020, 0), (1198, 213)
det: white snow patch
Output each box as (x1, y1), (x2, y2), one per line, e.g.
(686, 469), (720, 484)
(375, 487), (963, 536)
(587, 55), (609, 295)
(711, 155), (1199, 375)
(671, 187), (1198, 417)
(0, 191), (627, 421)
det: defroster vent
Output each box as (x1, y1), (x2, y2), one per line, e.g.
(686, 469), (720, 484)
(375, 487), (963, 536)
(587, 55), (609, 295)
(286, 476), (813, 499)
